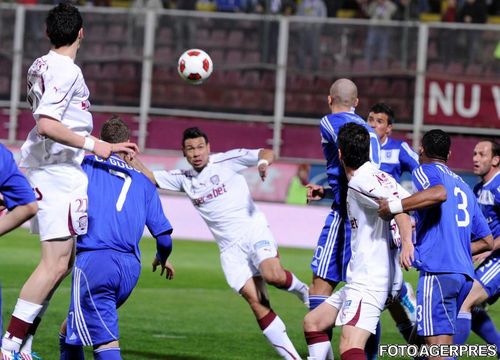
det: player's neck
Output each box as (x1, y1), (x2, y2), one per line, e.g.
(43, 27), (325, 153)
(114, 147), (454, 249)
(331, 105), (354, 114)
(482, 168), (499, 184)
(51, 44), (78, 61)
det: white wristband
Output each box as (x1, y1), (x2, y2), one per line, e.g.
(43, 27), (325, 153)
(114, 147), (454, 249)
(388, 199), (403, 214)
(257, 159), (269, 167)
(82, 137), (95, 152)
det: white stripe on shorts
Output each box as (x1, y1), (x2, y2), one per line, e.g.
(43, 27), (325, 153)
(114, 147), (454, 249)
(317, 211), (341, 278)
(480, 262), (500, 285)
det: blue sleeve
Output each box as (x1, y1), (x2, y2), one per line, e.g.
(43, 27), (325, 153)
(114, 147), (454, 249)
(320, 118), (335, 144)
(146, 187), (173, 237)
(369, 131), (381, 168)
(471, 199), (492, 240)
(412, 165), (443, 191)
(0, 146), (36, 210)
(399, 142), (420, 174)
(155, 232), (173, 263)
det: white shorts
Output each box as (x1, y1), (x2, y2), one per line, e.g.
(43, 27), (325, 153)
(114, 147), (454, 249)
(326, 284), (388, 334)
(27, 165), (88, 241)
(220, 221), (278, 292)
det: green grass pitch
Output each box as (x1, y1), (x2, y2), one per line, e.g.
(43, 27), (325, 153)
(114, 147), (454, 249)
(0, 229), (497, 359)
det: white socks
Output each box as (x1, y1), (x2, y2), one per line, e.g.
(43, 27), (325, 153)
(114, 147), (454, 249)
(262, 315), (302, 360)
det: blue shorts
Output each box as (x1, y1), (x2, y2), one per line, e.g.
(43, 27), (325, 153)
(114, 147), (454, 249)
(66, 250), (141, 346)
(416, 272), (472, 337)
(310, 209), (351, 283)
(475, 251), (500, 299)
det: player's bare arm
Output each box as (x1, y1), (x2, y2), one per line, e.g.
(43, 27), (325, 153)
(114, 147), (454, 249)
(125, 156), (157, 185)
(471, 234), (494, 256)
(394, 212), (414, 271)
(0, 201), (38, 237)
(37, 116), (138, 159)
(472, 235), (500, 263)
(257, 149), (274, 181)
(378, 185), (447, 220)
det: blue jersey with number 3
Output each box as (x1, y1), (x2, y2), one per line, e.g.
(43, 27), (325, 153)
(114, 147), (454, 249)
(77, 154), (172, 262)
(412, 163), (490, 277)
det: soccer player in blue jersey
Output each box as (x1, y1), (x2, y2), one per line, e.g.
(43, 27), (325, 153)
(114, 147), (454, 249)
(306, 79), (380, 359)
(378, 129), (493, 356)
(58, 117), (174, 360)
(0, 144), (38, 237)
(366, 103), (419, 183)
(455, 139), (500, 355)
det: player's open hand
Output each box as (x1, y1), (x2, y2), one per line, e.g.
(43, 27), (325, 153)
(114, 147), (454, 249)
(93, 141), (139, 160)
(306, 184), (324, 203)
(473, 250), (492, 265)
(377, 199), (393, 221)
(400, 242), (414, 271)
(152, 257), (175, 280)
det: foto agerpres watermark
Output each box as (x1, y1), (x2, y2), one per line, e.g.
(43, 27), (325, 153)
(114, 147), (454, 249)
(379, 344), (497, 358)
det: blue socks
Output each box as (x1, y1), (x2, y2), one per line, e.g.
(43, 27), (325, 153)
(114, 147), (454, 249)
(365, 321), (381, 360)
(59, 333), (84, 360)
(309, 295), (329, 311)
(94, 347), (122, 360)
(471, 307), (500, 357)
(454, 312), (472, 344)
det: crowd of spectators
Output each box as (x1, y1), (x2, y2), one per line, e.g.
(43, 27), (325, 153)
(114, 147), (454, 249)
(14, 0), (499, 18)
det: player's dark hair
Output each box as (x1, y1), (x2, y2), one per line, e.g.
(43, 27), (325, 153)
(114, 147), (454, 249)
(421, 129), (450, 162)
(46, 3), (83, 48)
(369, 103), (395, 124)
(100, 116), (130, 143)
(338, 123), (370, 169)
(480, 138), (500, 158)
(182, 127), (209, 147)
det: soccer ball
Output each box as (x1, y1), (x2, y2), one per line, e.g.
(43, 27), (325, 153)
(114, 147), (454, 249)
(177, 49), (213, 85)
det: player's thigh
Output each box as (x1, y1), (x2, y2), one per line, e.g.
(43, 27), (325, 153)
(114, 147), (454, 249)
(416, 272), (470, 337)
(475, 253), (500, 300)
(247, 223), (278, 270)
(28, 167), (88, 241)
(220, 243), (256, 293)
(461, 280), (489, 311)
(304, 297), (339, 332)
(311, 210), (350, 283)
(339, 325), (372, 353)
(333, 285), (385, 336)
(40, 238), (75, 268)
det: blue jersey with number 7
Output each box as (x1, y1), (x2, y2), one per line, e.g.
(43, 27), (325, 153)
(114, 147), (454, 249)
(77, 154), (172, 262)
(412, 163), (490, 277)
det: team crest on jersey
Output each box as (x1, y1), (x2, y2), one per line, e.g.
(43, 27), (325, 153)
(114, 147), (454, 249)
(210, 175), (220, 185)
(78, 215), (88, 231)
(384, 150), (392, 159)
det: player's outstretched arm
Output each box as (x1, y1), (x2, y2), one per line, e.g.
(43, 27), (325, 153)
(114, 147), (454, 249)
(257, 149), (274, 181)
(394, 212), (414, 271)
(0, 201), (37, 237)
(37, 116), (138, 159)
(378, 185), (447, 220)
(126, 156), (157, 185)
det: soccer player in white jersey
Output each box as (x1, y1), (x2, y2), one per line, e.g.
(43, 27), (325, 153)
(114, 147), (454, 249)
(304, 123), (414, 360)
(1, 4), (137, 359)
(129, 127), (309, 360)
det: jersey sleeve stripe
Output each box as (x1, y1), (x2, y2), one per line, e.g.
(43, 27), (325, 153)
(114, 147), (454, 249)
(320, 116), (336, 142)
(401, 142), (419, 162)
(415, 167), (430, 189)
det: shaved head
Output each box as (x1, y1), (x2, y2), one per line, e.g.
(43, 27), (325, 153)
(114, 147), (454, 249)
(329, 78), (358, 108)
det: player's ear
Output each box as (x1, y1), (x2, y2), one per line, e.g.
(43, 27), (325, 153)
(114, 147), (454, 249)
(447, 150), (451, 161)
(338, 149), (342, 161)
(353, 98), (359, 108)
(327, 95), (332, 107)
(78, 28), (84, 40)
(206, 142), (211, 153)
(492, 155), (500, 167)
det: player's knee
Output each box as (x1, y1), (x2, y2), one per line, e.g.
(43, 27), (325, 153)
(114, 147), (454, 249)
(60, 318), (67, 335)
(303, 312), (320, 332)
